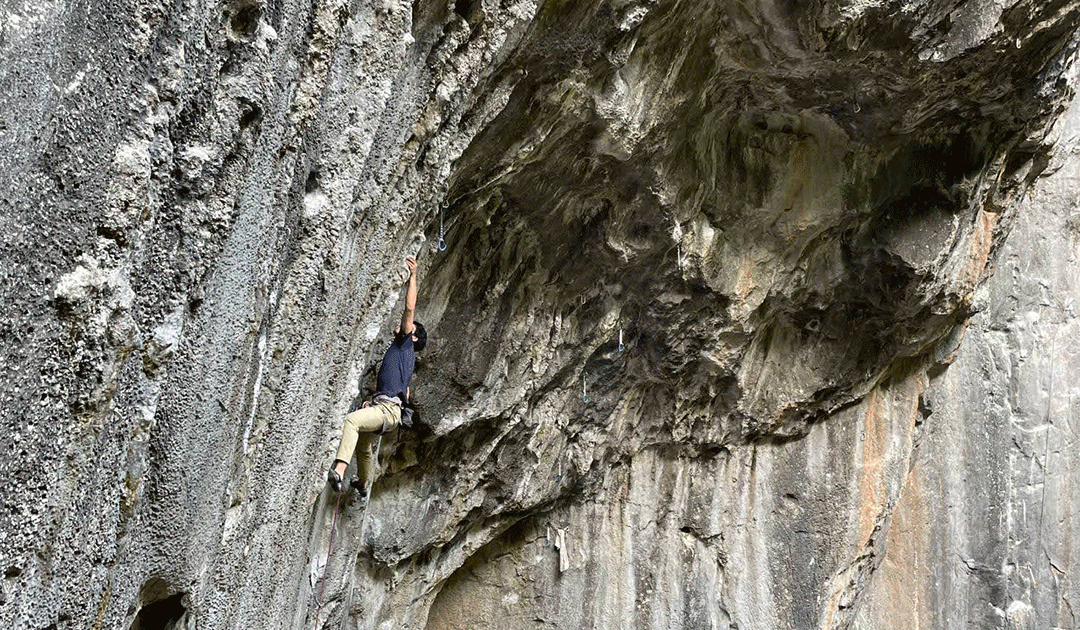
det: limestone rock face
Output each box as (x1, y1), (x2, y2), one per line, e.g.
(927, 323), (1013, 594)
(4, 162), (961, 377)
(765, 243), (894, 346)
(1, 1), (1078, 629)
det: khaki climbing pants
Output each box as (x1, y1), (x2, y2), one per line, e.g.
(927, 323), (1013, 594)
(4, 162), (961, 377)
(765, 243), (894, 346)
(334, 400), (401, 488)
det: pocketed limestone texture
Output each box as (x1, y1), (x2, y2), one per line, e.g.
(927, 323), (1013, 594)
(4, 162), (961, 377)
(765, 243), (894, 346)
(1, 1), (1078, 629)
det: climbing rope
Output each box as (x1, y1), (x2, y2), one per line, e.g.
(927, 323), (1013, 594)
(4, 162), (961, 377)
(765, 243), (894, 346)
(310, 434), (383, 630)
(311, 490), (344, 630)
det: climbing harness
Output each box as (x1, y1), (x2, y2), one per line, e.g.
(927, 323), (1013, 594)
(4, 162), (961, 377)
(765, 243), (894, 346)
(617, 328), (625, 353)
(371, 396), (400, 434)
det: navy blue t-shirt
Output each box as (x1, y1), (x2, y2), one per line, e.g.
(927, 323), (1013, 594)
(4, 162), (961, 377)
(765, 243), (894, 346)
(375, 331), (415, 402)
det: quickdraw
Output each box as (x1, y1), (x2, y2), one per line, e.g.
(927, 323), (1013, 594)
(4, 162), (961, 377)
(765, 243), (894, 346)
(437, 201), (447, 252)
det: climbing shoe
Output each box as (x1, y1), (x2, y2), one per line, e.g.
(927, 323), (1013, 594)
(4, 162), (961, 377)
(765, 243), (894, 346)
(349, 478), (370, 496)
(326, 468), (345, 493)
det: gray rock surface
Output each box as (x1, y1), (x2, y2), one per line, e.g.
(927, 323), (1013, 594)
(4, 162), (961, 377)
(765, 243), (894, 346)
(856, 56), (1080, 630)
(1, 1), (1079, 629)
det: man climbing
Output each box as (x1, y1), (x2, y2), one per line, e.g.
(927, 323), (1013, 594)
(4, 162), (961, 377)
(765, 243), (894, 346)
(327, 255), (426, 495)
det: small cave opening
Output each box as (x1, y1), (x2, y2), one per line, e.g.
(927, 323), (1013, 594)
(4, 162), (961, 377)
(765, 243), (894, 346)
(131, 578), (188, 630)
(227, 1), (261, 40)
(238, 98), (263, 131)
(305, 169), (320, 193)
(453, 0), (477, 20)
(131, 593), (186, 630)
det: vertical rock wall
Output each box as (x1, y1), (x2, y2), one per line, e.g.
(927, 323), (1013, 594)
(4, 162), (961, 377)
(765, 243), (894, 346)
(856, 57), (1080, 630)
(1, 1), (1079, 629)
(0, 0), (532, 626)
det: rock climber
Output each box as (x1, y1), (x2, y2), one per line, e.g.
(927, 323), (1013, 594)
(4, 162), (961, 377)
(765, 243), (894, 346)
(327, 255), (426, 494)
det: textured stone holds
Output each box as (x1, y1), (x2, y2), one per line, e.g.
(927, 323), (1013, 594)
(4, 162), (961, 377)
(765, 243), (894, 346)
(1, 1), (1079, 629)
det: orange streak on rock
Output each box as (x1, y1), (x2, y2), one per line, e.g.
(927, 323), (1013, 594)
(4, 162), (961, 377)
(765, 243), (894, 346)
(856, 387), (887, 546)
(959, 209), (998, 299)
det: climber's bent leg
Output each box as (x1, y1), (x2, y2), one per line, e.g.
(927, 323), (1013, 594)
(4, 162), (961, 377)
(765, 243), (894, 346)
(334, 405), (384, 472)
(353, 433), (377, 492)
(353, 403), (401, 491)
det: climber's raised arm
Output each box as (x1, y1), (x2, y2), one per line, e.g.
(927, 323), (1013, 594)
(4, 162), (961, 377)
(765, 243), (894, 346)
(400, 255), (418, 335)
(327, 254), (426, 495)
